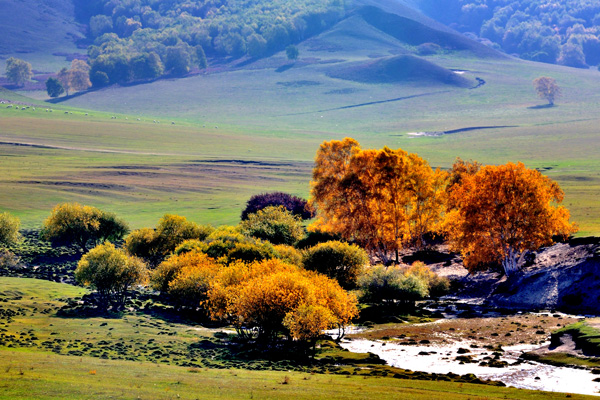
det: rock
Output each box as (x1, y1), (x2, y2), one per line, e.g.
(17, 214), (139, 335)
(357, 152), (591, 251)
(473, 238), (600, 313)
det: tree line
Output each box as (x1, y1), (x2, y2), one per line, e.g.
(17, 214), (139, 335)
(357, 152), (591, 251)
(422, 0), (600, 68)
(67, 0), (345, 87)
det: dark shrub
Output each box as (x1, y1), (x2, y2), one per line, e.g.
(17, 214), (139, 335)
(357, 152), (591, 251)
(241, 192), (314, 220)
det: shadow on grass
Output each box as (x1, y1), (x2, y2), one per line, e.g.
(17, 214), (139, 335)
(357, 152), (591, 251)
(275, 64), (294, 73)
(528, 103), (555, 109)
(55, 305), (123, 319)
(357, 304), (439, 326)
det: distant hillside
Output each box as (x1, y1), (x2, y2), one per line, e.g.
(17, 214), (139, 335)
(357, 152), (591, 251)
(70, 0), (346, 86)
(327, 54), (474, 87)
(418, 0), (600, 68)
(353, 4), (504, 59)
(1, 0), (509, 93)
(0, 0), (84, 72)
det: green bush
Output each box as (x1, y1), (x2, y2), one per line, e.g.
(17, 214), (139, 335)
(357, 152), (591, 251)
(302, 241), (368, 289)
(240, 206), (305, 245)
(174, 239), (207, 255)
(358, 265), (427, 306)
(296, 230), (340, 249)
(75, 242), (147, 307)
(205, 225), (245, 244)
(125, 215), (213, 267)
(41, 203), (128, 252)
(406, 262), (450, 298)
(358, 262), (449, 306)
(0, 212), (21, 247)
(124, 227), (160, 267)
(227, 241), (277, 263)
(204, 240), (235, 260)
(273, 244), (303, 266)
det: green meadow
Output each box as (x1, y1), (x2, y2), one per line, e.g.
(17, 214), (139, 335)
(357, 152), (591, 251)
(4, 348), (595, 400)
(0, 277), (595, 400)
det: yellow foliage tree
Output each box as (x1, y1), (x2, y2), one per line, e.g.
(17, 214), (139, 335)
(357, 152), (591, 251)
(445, 162), (577, 275)
(42, 203), (128, 252)
(283, 304), (335, 345)
(152, 251), (216, 294)
(310, 138), (447, 263)
(58, 60), (92, 96)
(533, 76), (561, 106)
(166, 255), (220, 308)
(207, 259), (358, 342)
(75, 242), (147, 307)
(0, 212), (21, 247)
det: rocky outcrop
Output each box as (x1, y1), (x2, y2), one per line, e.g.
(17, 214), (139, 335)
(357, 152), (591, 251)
(483, 238), (600, 314)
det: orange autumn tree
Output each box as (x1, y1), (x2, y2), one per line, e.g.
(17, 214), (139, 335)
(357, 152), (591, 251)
(310, 138), (447, 263)
(446, 162), (577, 276)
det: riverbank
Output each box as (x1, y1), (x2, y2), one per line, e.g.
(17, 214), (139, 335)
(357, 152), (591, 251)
(341, 312), (600, 396)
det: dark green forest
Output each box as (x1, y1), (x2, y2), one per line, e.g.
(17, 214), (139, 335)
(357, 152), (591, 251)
(421, 0), (600, 67)
(72, 0), (345, 85)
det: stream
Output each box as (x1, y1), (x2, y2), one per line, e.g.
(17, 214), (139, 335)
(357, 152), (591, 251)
(340, 337), (600, 396)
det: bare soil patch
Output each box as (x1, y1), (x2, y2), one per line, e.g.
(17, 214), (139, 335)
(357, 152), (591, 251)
(352, 314), (579, 347)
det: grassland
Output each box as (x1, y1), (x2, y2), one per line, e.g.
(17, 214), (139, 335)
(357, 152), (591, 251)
(3, 53), (600, 234)
(5, 348), (597, 400)
(0, 276), (596, 399)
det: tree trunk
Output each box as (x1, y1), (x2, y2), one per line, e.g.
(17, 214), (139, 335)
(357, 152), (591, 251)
(502, 247), (524, 276)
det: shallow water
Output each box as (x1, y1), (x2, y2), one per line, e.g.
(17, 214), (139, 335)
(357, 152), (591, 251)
(340, 339), (600, 396)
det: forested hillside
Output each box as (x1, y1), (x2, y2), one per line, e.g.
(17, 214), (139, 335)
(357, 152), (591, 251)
(420, 0), (600, 67)
(72, 0), (345, 85)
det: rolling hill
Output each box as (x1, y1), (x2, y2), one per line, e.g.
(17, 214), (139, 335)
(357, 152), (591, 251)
(327, 55), (475, 86)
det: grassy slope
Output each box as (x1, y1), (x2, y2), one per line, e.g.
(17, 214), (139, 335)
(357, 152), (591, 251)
(0, 0), (82, 73)
(0, 277), (595, 400)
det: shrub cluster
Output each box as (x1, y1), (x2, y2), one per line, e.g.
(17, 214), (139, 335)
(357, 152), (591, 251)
(358, 262), (449, 307)
(75, 242), (147, 307)
(208, 259), (358, 342)
(41, 203), (128, 252)
(239, 206), (305, 246)
(125, 214), (213, 266)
